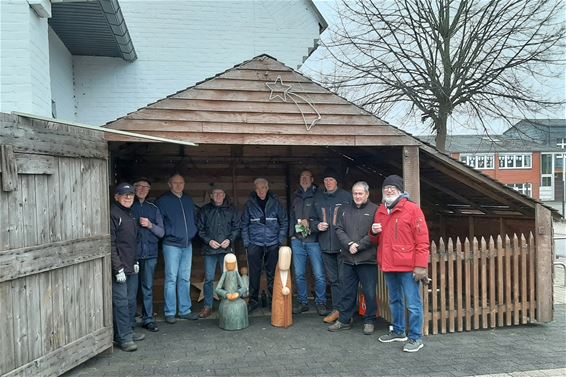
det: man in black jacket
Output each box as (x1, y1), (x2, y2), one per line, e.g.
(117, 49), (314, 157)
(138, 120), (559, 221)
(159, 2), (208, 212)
(328, 181), (378, 335)
(197, 186), (240, 318)
(241, 177), (288, 313)
(111, 183), (144, 352)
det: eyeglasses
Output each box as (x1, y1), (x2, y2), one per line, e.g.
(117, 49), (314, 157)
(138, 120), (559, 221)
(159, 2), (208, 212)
(383, 185), (398, 192)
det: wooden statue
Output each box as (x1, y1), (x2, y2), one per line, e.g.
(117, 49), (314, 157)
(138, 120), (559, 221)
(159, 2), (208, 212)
(271, 246), (293, 328)
(215, 254), (249, 331)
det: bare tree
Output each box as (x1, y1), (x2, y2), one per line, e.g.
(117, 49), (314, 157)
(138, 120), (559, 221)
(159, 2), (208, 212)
(320, 0), (565, 151)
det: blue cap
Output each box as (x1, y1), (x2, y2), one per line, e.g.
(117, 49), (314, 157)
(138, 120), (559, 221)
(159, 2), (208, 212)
(115, 182), (135, 195)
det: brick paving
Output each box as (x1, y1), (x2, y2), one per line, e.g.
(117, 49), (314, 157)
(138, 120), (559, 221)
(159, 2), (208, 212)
(63, 267), (566, 377)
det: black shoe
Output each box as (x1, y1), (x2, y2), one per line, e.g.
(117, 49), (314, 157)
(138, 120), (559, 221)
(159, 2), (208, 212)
(142, 322), (159, 332)
(248, 300), (259, 313)
(164, 316), (177, 324)
(292, 303), (309, 314)
(178, 312), (199, 320)
(316, 304), (330, 316)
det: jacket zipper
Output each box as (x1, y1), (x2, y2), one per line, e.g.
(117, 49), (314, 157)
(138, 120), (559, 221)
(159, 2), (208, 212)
(179, 196), (189, 248)
(395, 218), (398, 240)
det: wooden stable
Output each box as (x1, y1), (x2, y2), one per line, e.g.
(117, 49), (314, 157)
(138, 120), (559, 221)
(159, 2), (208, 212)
(0, 114), (112, 376)
(105, 55), (558, 330)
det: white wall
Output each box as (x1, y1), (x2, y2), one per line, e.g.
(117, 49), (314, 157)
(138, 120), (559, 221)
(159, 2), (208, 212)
(74, 0), (322, 125)
(48, 27), (75, 120)
(0, 1), (51, 116)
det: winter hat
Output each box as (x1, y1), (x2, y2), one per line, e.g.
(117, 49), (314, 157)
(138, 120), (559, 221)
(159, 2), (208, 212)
(382, 175), (404, 192)
(322, 167), (340, 181)
(115, 182), (135, 195)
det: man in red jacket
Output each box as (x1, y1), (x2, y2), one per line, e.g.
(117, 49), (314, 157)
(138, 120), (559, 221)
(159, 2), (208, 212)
(371, 175), (430, 353)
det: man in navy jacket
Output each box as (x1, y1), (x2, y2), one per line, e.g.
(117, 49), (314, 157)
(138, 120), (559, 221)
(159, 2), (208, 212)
(157, 173), (199, 323)
(132, 178), (164, 332)
(241, 177), (288, 313)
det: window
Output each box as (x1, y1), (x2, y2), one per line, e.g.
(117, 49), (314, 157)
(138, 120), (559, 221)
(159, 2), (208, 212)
(498, 153), (532, 169)
(459, 153), (494, 169)
(506, 183), (532, 197)
(557, 138), (566, 149)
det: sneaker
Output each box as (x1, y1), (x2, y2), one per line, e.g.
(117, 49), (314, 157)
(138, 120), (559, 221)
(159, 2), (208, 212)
(292, 303), (309, 314)
(363, 323), (375, 335)
(142, 322), (159, 332)
(118, 341), (137, 352)
(323, 309), (340, 324)
(178, 312), (199, 320)
(403, 339), (424, 353)
(378, 331), (408, 343)
(316, 304), (330, 316)
(328, 319), (352, 332)
(164, 316), (177, 324)
(132, 332), (145, 341)
(199, 307), (212, 318)
(248, 300), (259, 313)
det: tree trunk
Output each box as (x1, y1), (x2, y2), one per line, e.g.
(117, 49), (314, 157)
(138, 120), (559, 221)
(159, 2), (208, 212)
(435, 116), (448, 153)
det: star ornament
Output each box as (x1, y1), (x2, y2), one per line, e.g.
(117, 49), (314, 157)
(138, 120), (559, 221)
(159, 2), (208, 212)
(266, 76), (292, 101)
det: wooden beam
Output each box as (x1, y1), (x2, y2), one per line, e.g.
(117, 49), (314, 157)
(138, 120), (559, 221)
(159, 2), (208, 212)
(0, 236), (110, 283)
(0, 153), (56, 175)
(535, 203), (553, 323)
(402, 146), (420, 205)
(1, 144), (17, 191)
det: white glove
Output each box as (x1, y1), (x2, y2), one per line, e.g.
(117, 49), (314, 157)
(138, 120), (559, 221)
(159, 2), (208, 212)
(133, 263), (139, 274)
(115, 269), (126, 283)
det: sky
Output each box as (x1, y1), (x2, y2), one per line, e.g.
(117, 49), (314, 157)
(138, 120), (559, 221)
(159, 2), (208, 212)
(300, 0), (566, 136)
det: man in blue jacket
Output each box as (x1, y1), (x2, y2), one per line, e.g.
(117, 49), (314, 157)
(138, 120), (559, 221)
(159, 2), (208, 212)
(241, 177), (288, 313)
(157, 173), (199, 323)
(132, 178), (164, 332)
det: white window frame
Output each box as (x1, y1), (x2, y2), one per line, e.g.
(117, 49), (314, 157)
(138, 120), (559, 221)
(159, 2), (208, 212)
(498, 153), (532, 169)
(506, 183), (533, 197)
(459, 153), (495, 170)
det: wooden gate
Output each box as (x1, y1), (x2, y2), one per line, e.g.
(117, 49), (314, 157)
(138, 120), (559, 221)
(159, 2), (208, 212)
(0, 113), (112, 376)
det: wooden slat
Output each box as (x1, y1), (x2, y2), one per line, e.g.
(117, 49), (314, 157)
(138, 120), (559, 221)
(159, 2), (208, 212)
(520, 234), (528, 324)
(3, 327), (112, 377)
(51, 268), (65, 349)
(497, 236), (504, 326)
(513, 234), (520, 325)
(505, 235), (512, 326)
(534, 204), (553, 322)
(59, 158), (72, 241)
(12, 278), (29, 367)
(0, 236), (110, 283)
(431, 241), (438, 335)
(102, 255), (112, 328)
(220, 68), (313, 83)
(480, 237), (488, 329)
(0, 281), (15, 374)
(488, 237), (496, 328)
(93, 260), (104, 329)
(21, 175), (37, 248)
(171, 88), (352, 104)
(0, 180), (9, 250)
(464, 238), (471, 331)
(26, 274), (42, 361)
(196, 78), (330, 93)
(456, 238), (463, 332)
(0, 154), (56, 175)
(1, 144), (18, 191)
(38, 272), (53, 355)
(439, 238), (447, 334)
(8, 175), (23, 249)
(528, 232), (536, 322)
(472, 238), (479, 330)
(448, 238), (455, 333)
(47, 169), (62, 243)
(0, 115), (107, 159)
(63, 265), (76, 344)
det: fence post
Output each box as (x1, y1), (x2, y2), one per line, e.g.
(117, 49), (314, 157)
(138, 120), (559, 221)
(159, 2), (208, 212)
(535, 204), (553, 322)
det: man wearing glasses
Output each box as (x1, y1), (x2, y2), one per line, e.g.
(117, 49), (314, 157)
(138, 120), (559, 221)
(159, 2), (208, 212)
(132, 178), (164, 332)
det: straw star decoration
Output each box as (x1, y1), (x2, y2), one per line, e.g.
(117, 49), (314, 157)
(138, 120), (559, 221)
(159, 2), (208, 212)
(266, 76), (292, 101)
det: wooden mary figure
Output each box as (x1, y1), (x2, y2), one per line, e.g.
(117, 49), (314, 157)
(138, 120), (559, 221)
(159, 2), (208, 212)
(271, 246), (293, 328)
(215, 253), (249, 330)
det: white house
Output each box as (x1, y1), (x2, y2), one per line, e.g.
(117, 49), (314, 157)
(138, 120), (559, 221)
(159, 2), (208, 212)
(0, 0), (327, 125)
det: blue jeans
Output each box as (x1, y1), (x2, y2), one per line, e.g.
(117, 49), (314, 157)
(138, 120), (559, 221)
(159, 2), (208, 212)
(291, 239), (326, 305)
(139, 258), (158, 325)
(322, 252), (344, 311)
(113, 273), (138, 344)
(204, 253), (226, 309)
(338, 263), (377, 324)
(384, 272), (424, 341)
(163, 244), (193, 317)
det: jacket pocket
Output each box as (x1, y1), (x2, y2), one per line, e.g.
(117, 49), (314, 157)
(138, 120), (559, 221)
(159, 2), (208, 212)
(391, 244), (414, 268)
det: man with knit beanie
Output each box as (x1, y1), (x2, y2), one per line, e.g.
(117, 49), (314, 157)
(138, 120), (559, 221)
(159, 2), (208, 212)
(371, 175), (430, 353)
(312, 167), (351, 323)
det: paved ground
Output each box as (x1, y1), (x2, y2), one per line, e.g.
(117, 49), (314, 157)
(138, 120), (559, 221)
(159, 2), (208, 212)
(63, 263), (566, 377)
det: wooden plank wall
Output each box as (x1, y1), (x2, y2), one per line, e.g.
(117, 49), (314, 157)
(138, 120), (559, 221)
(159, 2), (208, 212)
(0, 114), (112, 377)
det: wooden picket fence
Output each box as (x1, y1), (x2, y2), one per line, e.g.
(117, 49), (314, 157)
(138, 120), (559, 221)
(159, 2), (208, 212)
(377, 232), (537, 335)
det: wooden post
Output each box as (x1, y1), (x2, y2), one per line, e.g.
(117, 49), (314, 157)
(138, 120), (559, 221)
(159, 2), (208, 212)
(1, 144), (18, 191)
(534, 203), (553, 323)
(402, 146), (420, 205)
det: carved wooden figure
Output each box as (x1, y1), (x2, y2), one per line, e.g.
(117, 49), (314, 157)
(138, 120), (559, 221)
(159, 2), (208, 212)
(271, 246), (293, 328)
(215, 254), (249, 330)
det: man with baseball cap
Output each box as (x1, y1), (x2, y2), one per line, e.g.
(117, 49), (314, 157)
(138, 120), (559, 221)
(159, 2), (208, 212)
(111, 182), (144, 351)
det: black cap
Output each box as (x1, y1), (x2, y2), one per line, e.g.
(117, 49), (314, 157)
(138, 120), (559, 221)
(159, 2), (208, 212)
(382, 175), (404, 192)
(322, 167), (340, 181)
(115, 182), (135, 195)
(134, 177), (151, 186)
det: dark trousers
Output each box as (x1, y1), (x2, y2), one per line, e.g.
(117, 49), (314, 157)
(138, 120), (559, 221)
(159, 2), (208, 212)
(322, 252), (344, 311)
(247, 244), (279, 302)
(338, 263), (377, 324)
(112, 273), (138, 344)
